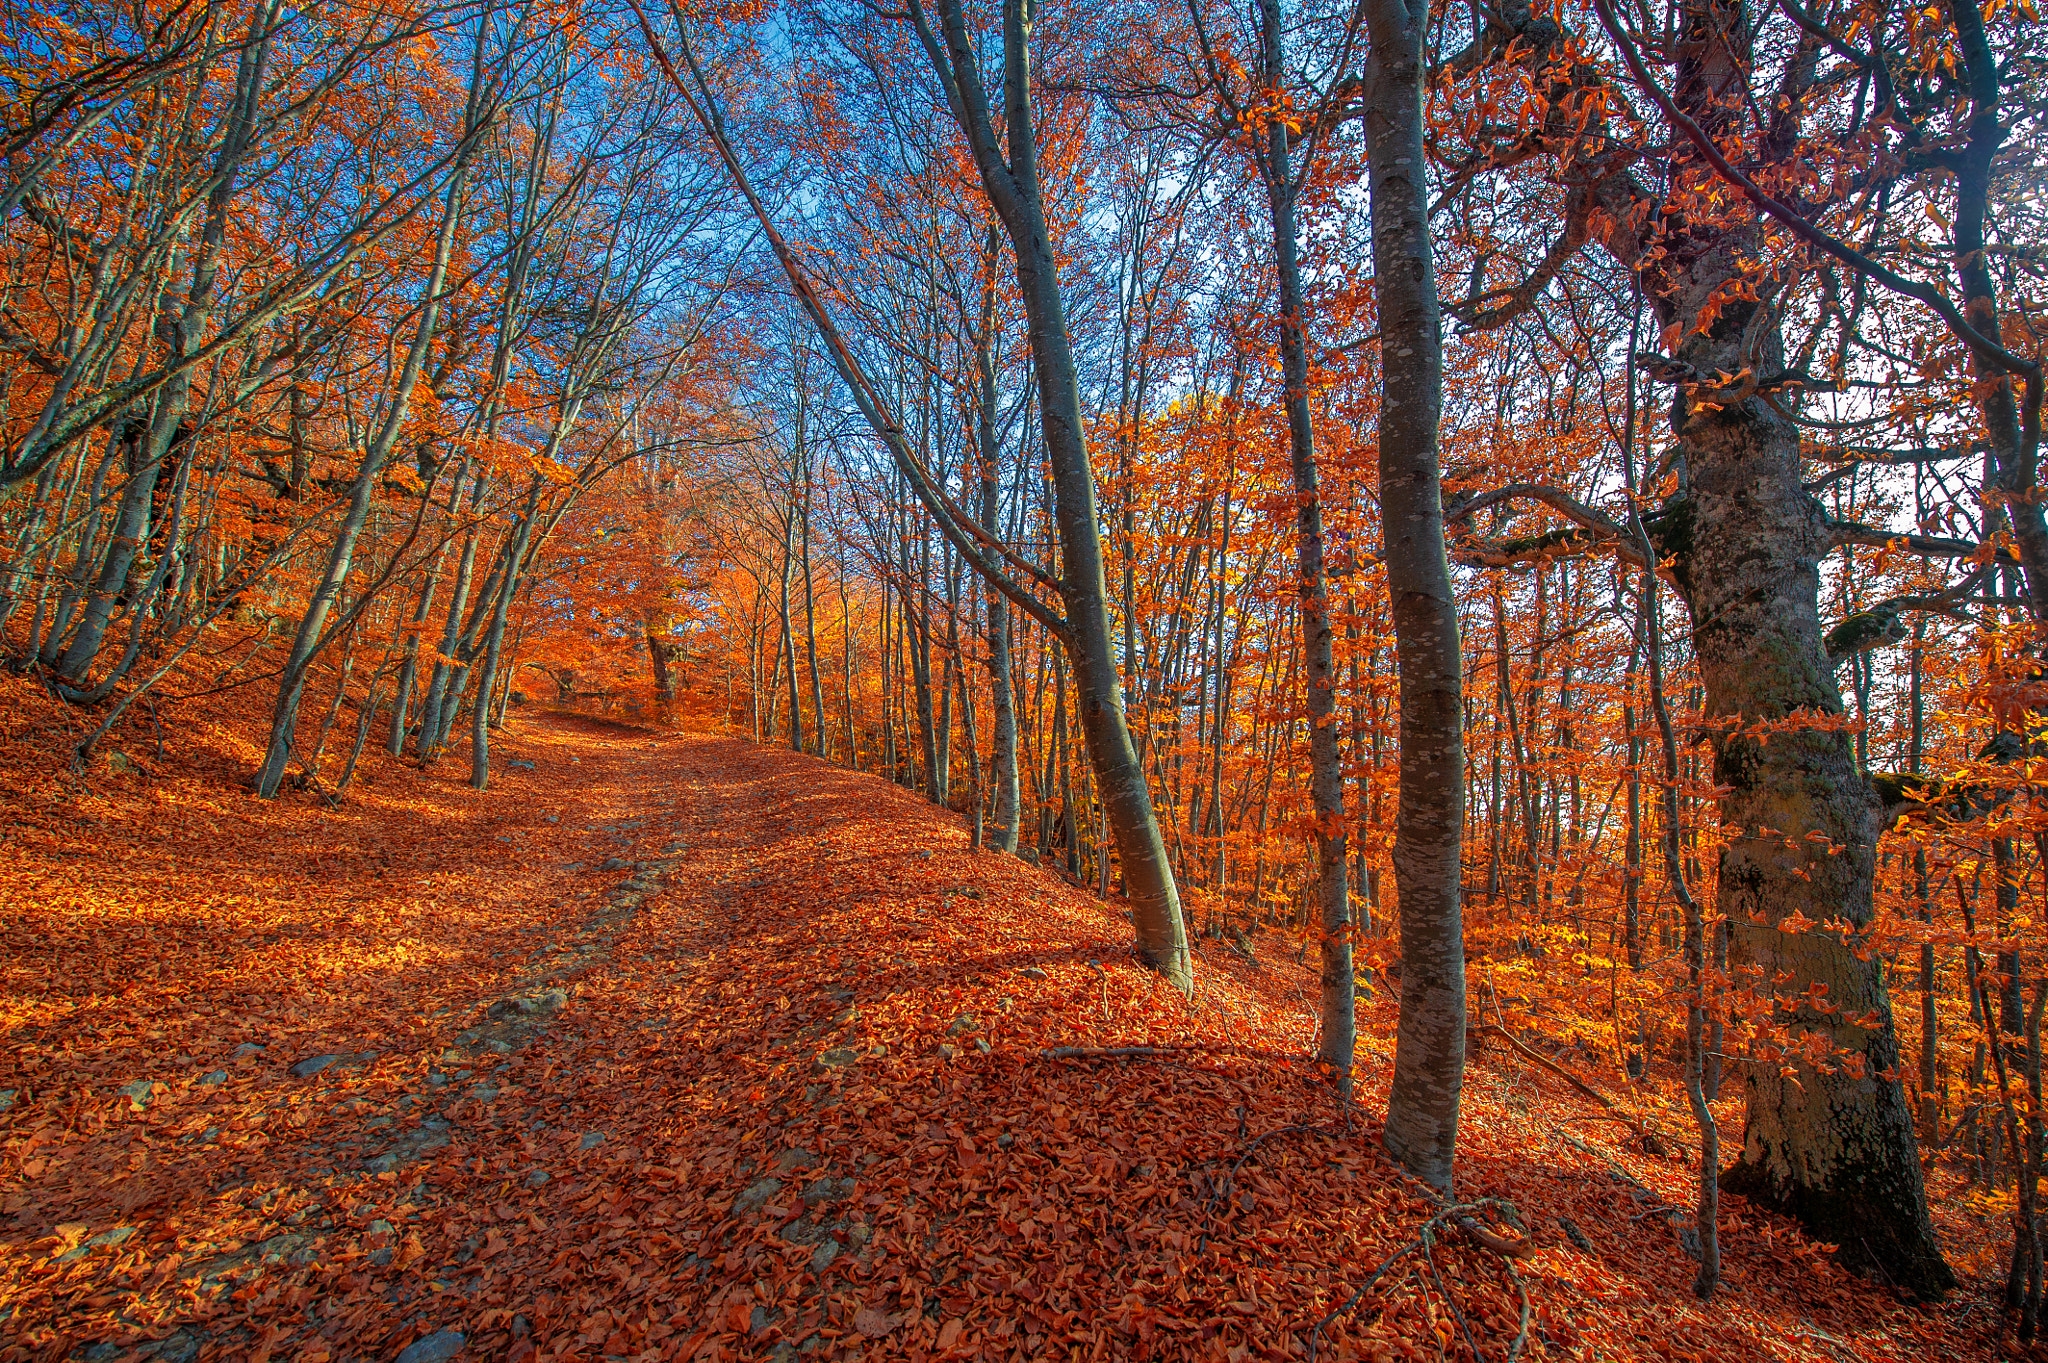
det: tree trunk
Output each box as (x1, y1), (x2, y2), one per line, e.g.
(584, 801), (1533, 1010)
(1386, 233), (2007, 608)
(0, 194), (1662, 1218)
(55, 8), (275, 685)
(1365, 0), (1467, 1191)
(389, 544), (446, 755)
(1643, 0), (1951, 1299)
(1257, 0), (1352, 1093)
(471, 487), (538, 790)
(778, 505), (804, 753)
(917, 0), (1191, 988)
(974, 265), (1022, 851)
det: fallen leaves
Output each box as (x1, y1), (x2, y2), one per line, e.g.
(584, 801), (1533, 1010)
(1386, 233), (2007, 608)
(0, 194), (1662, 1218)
(0, 682), (2018, 1360)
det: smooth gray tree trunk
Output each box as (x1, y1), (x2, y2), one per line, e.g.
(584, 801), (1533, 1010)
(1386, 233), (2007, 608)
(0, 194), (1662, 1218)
(1365, 0), (1467, 1192)
(1256, 0), (1354, 1095)
(919, 0), (1191, 986)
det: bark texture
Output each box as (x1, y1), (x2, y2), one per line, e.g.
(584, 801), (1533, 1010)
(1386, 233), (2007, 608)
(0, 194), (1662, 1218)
(1364, 0), (1466, 1191)
(917, 0), (1191, 985)
(1636, 0), (1953, 1300)
(1256, 0), (1353, 1090)
(1663, 374), (1951, 1296)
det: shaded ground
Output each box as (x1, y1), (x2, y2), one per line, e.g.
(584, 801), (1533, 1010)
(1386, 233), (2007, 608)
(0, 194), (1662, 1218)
(0, 692), (2018, 1361)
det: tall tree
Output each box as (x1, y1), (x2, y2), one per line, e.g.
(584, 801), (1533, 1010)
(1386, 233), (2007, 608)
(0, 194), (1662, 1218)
(1364, 0), (1466, 1190)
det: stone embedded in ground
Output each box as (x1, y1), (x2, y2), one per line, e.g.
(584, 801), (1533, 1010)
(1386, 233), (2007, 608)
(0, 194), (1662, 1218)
(734, 1178), (783, 1215)
(946, 1014), (976, 1036)
(394, 1330), (466, 1363)
(803, 1176), (854, 1207)
(486, 987), (567, 1022)
(814, 1047), (858, 1071)
(508, 759), (535, 771)
(525, 1169), (550, 1188)
(118, 1079), (156, 1108)
(774, 1148), (816, 1175)
(290, 1054), (343, 1079)
(365, 1118), (450, 1174)
(578, 1131), (605, 1150)
(233, 1042), (265, 1058)
(1020, 967), (1048, 981)
(154, 1332), (199, 1363)
(55, 1225), (135, 1263)
(197, 1070), (227, 1086)
(597, 857), (630, 871)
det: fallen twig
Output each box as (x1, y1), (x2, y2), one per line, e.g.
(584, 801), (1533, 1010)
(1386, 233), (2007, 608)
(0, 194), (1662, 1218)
(1308, 1198), (1533, 1362)
(1039, 1045), (1193, 1060)
(1455, 1214), (1532, 1259)
(1481, 1022), (1670, 1155)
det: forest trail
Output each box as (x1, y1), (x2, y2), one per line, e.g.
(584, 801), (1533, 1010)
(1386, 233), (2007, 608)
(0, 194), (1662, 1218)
(0, 710), (2005, 1362)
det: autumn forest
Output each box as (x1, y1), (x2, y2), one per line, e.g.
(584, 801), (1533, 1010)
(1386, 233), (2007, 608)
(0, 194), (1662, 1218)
(1, 0), (2044, 1356)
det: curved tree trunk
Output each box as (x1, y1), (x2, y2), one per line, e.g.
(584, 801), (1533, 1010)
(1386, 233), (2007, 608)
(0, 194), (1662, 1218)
(934, 0), (1190, 986)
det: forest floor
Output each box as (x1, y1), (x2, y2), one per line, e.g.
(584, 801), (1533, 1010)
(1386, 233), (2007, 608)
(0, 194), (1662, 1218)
(0, 683), (2023, 1362)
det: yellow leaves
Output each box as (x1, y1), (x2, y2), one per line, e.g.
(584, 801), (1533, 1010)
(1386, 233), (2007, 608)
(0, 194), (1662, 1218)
(528, 451), (577, 486)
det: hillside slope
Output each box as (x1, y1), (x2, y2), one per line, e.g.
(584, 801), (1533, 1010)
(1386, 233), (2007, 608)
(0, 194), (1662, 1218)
(0, 694), (2007, 1361)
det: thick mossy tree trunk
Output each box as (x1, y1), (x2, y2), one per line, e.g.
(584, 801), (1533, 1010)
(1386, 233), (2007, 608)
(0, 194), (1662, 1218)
(1659, 378), (1951, 1297)
(1639, 2), (1950, 1297)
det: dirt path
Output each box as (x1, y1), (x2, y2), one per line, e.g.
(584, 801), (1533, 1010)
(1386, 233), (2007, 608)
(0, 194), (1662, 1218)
(0, 711), (2003, 1362)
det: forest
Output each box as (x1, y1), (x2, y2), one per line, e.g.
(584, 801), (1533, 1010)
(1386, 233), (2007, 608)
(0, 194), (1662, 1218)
(0, 0), (2044, 1356)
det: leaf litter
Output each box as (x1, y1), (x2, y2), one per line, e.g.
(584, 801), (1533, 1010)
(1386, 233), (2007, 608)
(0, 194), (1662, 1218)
(0, 689), (2013, 1361)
